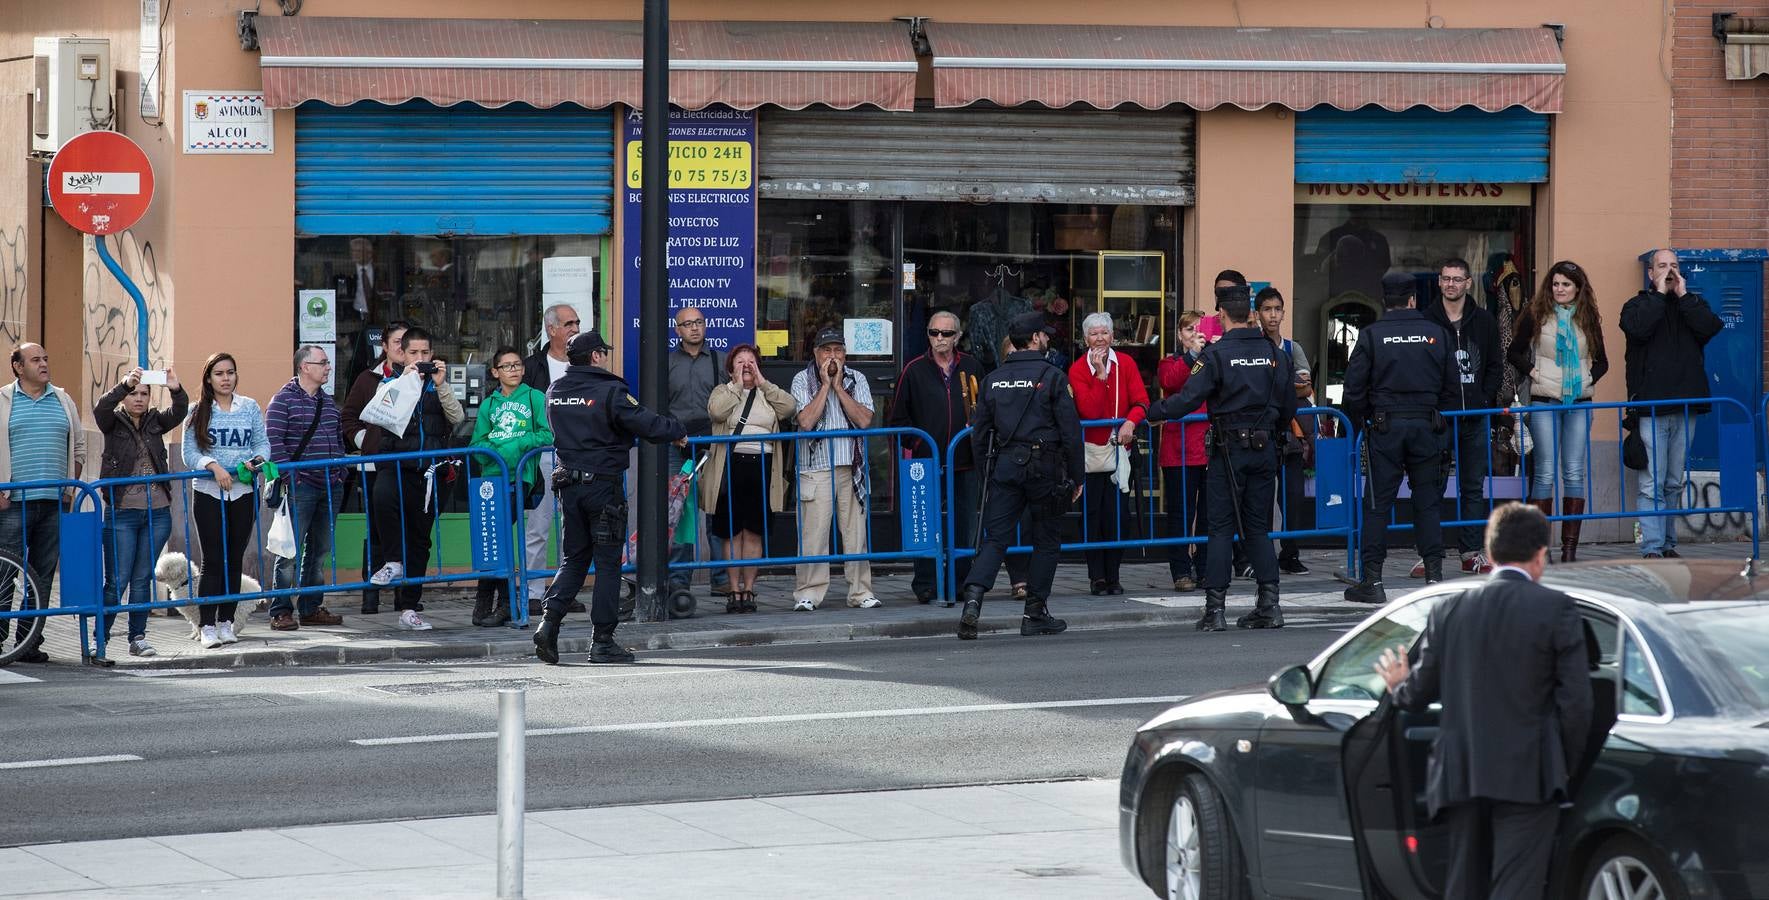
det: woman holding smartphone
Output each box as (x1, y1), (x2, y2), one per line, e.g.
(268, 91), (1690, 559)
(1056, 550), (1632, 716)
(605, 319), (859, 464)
(181, 352), (272, 648)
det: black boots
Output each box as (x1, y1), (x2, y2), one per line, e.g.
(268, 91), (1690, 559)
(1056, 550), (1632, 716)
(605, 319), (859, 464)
(472, 582), (512, 627)
(1237, 582), (1284, 629)
(532, 617), (561, 665)
(1020, 598), (1067, 636)
(589, 631), (636, 664)
(1196, 589), (1228, 632)
(1345, 578), (1387, 605)
(1423, 557), (1443, 585)
(957, 584), (984, 641)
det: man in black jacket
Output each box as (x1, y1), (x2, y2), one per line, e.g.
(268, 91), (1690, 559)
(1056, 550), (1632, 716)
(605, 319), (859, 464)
(1376, 502), (1592, 900)
(1620, 250), (1723, 559)
(1417, 257), (1504, 578)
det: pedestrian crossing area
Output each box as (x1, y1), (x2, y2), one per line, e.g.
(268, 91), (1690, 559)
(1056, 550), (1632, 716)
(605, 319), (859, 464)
(0, 668), (44, 685)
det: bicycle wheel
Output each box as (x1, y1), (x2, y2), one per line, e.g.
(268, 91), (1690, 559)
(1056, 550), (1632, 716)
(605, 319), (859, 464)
(0, 549), (46, 666)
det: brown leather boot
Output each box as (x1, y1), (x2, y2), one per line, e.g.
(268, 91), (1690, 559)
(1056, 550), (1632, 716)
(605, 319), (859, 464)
(1559, 498), (1585, 563)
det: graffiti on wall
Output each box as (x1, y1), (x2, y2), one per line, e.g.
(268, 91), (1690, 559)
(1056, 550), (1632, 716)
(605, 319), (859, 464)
(82, 230), (172, 402)
(0, 225), (26, 350)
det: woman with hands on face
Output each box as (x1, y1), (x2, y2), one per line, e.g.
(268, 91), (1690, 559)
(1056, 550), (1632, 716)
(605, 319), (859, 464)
(1069, 312), (1151, 596)
(704, 345), (796, 613)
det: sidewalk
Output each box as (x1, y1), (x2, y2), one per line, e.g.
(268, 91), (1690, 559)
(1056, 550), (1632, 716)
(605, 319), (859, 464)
(56, 539), (1753, 670)
(0, 780), (1141, 899)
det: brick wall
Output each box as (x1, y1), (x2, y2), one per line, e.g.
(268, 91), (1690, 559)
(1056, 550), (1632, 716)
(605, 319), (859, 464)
(1669, 4), (1769, 375)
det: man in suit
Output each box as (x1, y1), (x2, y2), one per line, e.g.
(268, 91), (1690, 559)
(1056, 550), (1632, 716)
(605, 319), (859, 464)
(1374, 501), (1592, 900)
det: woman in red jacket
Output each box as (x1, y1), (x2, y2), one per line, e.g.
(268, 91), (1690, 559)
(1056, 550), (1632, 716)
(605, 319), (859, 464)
(1157, 311), (1211, 592)
(1070, 312), (1151, 595)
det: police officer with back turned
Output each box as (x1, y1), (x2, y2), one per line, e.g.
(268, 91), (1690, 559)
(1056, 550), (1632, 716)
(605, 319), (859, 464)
(1147, 285), (1296, 631)
(957, 312), (1084, 641)
(1342, 273), (1459, 605)
(533, 331), (686, 665)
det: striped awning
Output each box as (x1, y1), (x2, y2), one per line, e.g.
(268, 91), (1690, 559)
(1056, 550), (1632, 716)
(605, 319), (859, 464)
(928, 24), (1567, 113)
(255, 17), (918, 111)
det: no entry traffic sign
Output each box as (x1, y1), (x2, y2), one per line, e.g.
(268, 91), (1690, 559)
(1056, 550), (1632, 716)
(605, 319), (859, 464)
(47, 131), (155, 236)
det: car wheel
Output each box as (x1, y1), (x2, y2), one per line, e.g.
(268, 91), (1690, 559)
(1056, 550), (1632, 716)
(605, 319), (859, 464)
(1165, 773), (1248, 900)
(1581, 835), (1686, 900)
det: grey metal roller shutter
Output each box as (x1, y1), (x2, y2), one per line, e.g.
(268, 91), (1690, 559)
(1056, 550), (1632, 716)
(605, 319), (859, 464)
(758, 107), (1193, 205)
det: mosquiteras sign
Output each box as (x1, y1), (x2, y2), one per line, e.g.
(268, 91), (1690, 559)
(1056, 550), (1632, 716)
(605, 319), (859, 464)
(621, 107), (756, 383)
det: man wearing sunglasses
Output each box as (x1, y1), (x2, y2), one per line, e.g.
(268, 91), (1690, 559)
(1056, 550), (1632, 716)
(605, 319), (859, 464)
(666, 305), (731, 600)
(888, 312), (988, 604)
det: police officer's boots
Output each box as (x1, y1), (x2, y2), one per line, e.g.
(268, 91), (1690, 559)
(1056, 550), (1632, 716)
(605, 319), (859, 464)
(589, 628), (636, 664)
(1196, 589), (1228, 632)
(1020, 597), (1067, 636)
(1344, 578), (1387, 605)
(957, 584), (986, 641)
(1237, 583), (1285, 629)
(1423, 557), (1444, 585)
(533, 616), (562, 665)
(472, 582), (495, 627)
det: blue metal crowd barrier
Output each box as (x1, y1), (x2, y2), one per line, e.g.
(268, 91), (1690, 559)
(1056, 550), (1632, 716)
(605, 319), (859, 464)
(0, 479), (106, 661)
(1349, 397), (1760, 580)
(942, 407), (1357, 602)
(514, 426), (944, 622)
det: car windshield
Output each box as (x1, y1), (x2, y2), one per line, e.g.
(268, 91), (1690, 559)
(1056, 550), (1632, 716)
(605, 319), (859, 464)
(1676, 605), (1769, 711)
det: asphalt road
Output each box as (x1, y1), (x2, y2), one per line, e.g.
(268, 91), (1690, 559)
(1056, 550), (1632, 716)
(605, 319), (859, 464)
(3, 621), (1359, 847)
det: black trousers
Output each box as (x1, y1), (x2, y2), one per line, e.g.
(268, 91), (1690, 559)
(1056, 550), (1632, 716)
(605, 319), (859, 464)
(1441, 799), (1558, 900)
(193, 492), (255, 626)
(1361, 419), (1446, 575)
(1203, 445), (1279, 591)
(1447, 417), (1491, 556)
(965, 475), (1062, 601)
(1278, 451), (1307, 561)
(1163, 465), (1209, 581)
(543, 477), (625, 634)
(371, 467), (433, 610)
(359, 469), (381, 608)
(913, 465), (977, 599)
(1083, 471), (1133, 583)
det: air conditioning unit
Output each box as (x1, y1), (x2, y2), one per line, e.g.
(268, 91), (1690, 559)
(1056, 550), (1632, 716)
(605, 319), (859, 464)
(31, 36), (114, 156)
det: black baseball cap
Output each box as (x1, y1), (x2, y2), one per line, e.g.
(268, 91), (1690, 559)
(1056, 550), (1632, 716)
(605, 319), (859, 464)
(566, 331), (612, 358)
(1008, 311), (1056, 341)
(814, 327), (846, 348)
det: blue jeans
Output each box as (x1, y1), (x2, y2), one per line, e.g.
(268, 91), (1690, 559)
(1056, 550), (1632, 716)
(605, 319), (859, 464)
(1636, 411), (1690, 555)
(1525, 403), (1591, 500)
(668, 442), (729, 592)
(271, 483), (339, 617)
(101, 505), (172, 643)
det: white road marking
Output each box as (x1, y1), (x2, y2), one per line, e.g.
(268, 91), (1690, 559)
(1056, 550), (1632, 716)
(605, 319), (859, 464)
(0, 669), (43, 684)
(0, 754), (143, 770)
(561, 662), (834, 681)
(354, 695), (1189, 746)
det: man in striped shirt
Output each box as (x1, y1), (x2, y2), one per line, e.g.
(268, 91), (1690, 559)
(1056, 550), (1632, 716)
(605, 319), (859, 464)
(0, 343), (86, 664)
(789, 327), (879, 611)
(266, 345), (348, 630)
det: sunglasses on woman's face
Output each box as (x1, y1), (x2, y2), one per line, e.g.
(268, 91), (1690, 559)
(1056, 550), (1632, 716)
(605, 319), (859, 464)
(927, 329), (958, 338)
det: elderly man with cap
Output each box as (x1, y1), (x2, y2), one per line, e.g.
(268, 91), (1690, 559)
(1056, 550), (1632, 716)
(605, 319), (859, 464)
(957, 311), (1084, 640)
(789, 325), (879, 610)
(1340, 273), (1460, 606)
(532, 330), (686, 665)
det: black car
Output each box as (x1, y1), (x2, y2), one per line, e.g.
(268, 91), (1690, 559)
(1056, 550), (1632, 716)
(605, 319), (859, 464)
(1119, 559), (1769, 899)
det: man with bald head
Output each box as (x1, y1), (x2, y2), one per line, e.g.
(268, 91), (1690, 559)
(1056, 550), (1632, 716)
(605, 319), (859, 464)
(1620, 249), (1723, 559)
(0, 343), (86, 663)
(889, 311), (988, 603)
(520, 303), (583, 613)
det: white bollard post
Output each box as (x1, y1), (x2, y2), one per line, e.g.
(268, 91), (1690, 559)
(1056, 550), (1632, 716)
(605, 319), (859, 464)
(497, 687), (526, 899)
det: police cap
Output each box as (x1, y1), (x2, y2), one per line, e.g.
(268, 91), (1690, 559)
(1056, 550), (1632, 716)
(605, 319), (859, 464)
(1007, 311), (1056, 341)
(1213, 283), (1251, 310)
(566, 331), (613, 363)
(1381, 273), (1418, 308)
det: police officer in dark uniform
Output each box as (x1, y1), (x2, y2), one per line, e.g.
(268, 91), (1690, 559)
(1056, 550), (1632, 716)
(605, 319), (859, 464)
(1146, 285), (1296, 631)
(1341, 273), (1460, 605)
(533, 331), (687, 665)
(957, 312), (1085, 641)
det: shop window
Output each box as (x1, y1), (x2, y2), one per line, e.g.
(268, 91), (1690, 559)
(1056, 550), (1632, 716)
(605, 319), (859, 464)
(756, 200), (897, 363)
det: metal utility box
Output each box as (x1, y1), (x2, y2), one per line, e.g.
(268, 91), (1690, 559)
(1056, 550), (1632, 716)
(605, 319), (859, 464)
(31, 37), (114, 155)
(1637, 249), (1767, 469)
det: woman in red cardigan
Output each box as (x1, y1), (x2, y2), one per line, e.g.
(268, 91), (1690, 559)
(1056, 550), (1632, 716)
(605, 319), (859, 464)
(1157, 311), (1211, 592)
(1070, 312), (1151, 595)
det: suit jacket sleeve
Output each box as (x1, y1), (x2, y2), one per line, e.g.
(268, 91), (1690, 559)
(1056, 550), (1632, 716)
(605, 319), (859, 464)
(1551, 597), (1595, 777)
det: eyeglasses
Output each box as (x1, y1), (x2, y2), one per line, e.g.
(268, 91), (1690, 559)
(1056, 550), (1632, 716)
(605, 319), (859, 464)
(302, 360), (332, 368)
(927, 329), (958, 338)
(1438, 276), (1470, 284)
(493, 362), (524, 371)
(675, 319), (706, 328)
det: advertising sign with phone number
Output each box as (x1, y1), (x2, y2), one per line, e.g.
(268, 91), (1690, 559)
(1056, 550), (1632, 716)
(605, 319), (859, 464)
(620, 107), (756, 384)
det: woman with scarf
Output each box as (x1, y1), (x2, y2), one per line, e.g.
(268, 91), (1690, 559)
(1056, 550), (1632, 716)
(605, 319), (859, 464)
(1069, 312), (1151, 595)
(1507, 260), (1608, 561)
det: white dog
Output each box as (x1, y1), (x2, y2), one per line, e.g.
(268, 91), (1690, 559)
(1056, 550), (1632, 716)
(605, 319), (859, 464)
(153, 551), (264, 641)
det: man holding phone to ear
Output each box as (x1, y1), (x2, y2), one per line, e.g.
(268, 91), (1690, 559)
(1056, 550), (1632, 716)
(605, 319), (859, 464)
(1620, 249), (1723, 559)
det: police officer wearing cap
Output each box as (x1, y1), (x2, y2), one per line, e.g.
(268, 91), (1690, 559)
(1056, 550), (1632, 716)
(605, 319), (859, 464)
(533, 330), (687, 665)
(957, 311), (1084, 641)
(1146, 284), (1297, 631)
(1342, 273), (1459, 605)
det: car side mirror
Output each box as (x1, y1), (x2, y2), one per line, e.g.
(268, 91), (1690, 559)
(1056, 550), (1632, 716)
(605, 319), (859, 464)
(1268, 664), (1314, 707)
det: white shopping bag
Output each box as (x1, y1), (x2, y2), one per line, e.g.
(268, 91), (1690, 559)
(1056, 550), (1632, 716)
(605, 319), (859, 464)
(266, 499), (298, 559)
(359, 370), (424, 437)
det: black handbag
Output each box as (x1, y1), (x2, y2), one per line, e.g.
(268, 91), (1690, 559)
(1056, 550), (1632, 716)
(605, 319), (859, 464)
(1622, 409), (1648, 471)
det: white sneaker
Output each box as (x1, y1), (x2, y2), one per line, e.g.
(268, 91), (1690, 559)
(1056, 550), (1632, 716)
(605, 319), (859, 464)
(128, 639), (157, 657)
(851, 597), (882, 609)
(370, 562), (405, 586)
(199, 625), (222, 649)
(218, 621), (238, 644)
(793, 599), (815, 612)
(398, 610), (433, 631)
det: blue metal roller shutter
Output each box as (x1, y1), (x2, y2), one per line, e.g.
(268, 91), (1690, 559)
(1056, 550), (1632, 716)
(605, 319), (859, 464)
(296, 101), (614, 236)
(1295, 107), (1550, 184)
